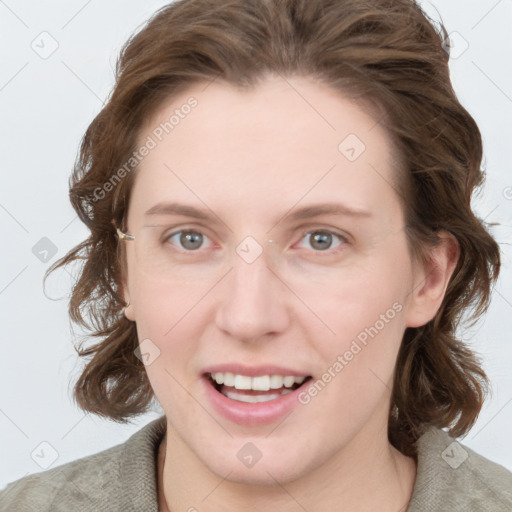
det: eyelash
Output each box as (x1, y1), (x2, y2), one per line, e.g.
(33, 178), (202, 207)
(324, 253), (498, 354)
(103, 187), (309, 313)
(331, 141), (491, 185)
(162, 227), (349, 256)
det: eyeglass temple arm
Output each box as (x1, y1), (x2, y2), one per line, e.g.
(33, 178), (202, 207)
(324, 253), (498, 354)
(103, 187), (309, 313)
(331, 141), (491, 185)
(112, 219), (135, 241)
(116, 228), (135, 241)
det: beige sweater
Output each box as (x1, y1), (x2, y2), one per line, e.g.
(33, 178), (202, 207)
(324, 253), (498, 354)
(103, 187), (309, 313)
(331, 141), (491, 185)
(1, 416), (511, 511)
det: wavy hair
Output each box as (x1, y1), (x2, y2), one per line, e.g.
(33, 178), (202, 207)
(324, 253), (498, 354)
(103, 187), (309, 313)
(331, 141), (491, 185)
(46, 0), (501, 456)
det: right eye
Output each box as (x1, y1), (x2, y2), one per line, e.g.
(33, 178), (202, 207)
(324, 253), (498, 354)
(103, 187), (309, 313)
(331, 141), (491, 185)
(164, 230), (214, 251)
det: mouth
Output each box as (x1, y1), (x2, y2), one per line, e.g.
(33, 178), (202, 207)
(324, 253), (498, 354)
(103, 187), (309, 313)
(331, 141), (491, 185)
(206, 372), (313, 403)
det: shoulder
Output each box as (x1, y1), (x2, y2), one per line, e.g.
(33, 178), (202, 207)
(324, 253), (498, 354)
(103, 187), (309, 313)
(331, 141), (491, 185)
(408, 427), (512, 512)
(0, 416), (166, 512)
(0, 442), (124, 512)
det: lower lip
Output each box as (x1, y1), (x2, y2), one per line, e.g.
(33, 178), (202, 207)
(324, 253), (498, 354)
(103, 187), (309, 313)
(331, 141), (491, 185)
(202, 376), (307, 426)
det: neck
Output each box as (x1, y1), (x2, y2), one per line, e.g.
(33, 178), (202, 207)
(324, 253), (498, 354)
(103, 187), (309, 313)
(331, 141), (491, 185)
(157, 421), (417, 512)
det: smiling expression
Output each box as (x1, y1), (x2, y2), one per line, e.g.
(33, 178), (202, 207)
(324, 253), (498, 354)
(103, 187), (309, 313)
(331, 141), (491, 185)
(121, 73), (433, 484)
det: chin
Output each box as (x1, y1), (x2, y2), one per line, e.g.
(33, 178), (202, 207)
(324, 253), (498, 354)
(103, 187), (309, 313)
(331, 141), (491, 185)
(197, 440), (325, 487)
(211, 460), (308, 486)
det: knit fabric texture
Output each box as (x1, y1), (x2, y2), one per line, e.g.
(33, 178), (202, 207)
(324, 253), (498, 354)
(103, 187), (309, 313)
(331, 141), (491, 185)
(1, 415), (511, 511)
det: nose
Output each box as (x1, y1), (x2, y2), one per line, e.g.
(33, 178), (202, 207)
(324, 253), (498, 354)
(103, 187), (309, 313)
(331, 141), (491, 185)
(214, 244), (290, 343)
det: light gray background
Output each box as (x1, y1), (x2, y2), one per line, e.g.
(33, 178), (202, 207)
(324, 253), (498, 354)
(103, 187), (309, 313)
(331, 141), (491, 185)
(1, 0), (511, 489)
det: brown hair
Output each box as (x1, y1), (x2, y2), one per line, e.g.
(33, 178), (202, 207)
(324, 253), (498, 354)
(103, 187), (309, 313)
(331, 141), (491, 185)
(46, 0), (500, 456)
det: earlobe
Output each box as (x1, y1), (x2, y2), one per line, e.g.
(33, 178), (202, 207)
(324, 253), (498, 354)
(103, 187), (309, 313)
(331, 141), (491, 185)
(405, 231), (459, 328)
(123, 303), (136, 322)
(121, 285), (136, 322)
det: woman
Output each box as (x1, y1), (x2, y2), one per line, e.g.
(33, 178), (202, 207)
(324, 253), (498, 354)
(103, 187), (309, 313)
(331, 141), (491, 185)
(2, 0), (511, 510)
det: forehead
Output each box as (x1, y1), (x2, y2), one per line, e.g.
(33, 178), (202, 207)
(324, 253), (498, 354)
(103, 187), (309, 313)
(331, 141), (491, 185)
(130, 75), (403, 225)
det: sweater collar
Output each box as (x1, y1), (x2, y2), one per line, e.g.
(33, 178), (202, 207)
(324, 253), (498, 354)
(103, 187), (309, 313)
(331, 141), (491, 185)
(120, 415), (167, 511)
(118, 417), (463, 511)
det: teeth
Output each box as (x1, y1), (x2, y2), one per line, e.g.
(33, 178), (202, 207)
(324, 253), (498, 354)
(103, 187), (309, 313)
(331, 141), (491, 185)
(225, 388), (294, 403)
(283, 376), (295, 388)
(269, 375), (283, 389)
(223, 372), (235, 387)
(252, 375), (270, 391)
(210, 372), (307, 391)
(234, 375), (252, 390)
(225, 391), (281, 403)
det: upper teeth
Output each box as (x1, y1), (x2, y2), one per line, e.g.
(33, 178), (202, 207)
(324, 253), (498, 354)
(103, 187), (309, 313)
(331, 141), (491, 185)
(211, 372), (306, 391)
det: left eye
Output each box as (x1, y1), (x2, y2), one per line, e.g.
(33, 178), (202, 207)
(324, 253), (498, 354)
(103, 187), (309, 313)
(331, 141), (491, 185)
(296, 230), (345, 252)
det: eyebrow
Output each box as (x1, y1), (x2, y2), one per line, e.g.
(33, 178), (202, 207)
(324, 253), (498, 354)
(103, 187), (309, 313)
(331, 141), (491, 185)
(144, 201), (373, 223)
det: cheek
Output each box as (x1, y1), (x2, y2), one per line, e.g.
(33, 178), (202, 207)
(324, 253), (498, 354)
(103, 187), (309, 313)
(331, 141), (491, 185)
(300, 251), (412, 385)
(306, 264), (409, 342)
(128, 279), (204, 381)
(314, 290), (406, 387)
(131, 284), (203, 411)
(129, 271), (206, 333)
(298, 281), (407, 434)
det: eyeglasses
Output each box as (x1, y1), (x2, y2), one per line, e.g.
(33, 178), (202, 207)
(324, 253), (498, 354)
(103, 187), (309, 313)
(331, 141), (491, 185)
(113, 218), (404, 285)
(113, 220), (280, 284)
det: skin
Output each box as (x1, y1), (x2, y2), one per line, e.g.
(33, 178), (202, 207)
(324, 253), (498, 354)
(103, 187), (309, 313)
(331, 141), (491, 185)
(122, 74), (459, 511)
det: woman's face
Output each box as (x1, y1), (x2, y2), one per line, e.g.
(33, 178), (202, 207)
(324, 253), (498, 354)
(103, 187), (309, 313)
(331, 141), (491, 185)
(123, 74), (434, 484)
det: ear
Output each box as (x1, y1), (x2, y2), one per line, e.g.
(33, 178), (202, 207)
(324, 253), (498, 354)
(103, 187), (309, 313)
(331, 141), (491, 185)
(120, 281), (136, 322)
(405, 231), (459, 328)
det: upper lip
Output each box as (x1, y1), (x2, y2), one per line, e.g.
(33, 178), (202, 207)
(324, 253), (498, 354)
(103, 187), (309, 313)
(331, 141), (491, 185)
(202, 364), (311, 378)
